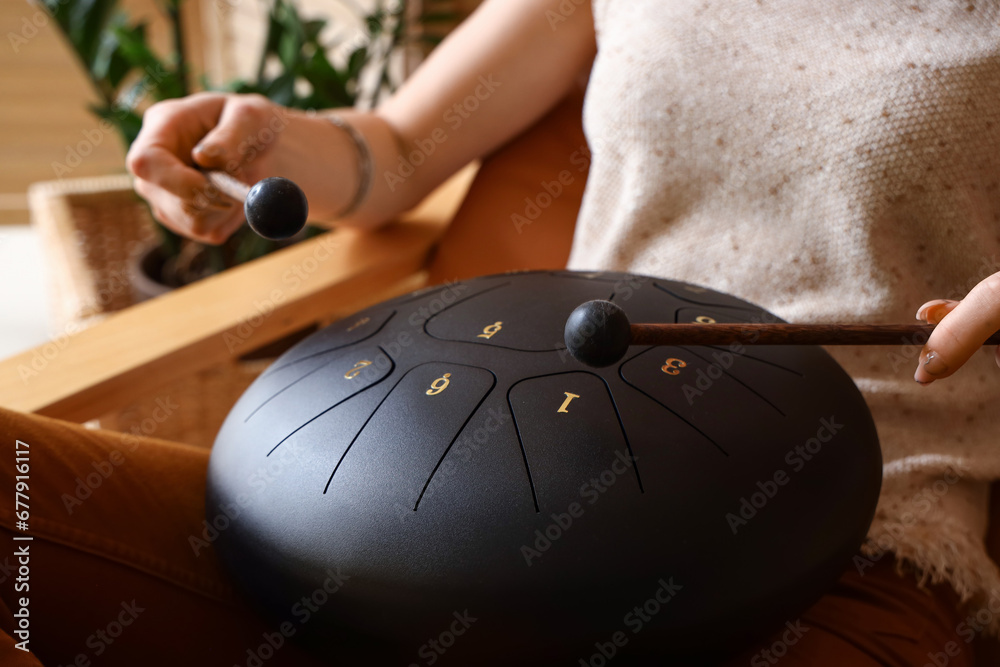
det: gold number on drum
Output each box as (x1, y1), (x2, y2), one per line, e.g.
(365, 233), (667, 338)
(346, 316), (370, 332)
(427, 373), (452, 396)
(557, 392), (580, 413)
(344, 360), (372, 379)
(477, 321), (503, 339)
(661, 358), (687, 376)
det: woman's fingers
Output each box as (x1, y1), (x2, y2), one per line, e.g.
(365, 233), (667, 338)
(915, 299), (960, 325)
(132, 161), (245, 243)
(191, 95), (285, 172)
(130, 145), (209, 200)
(127, 93), (227, 179)
(134, 179), (245, 245)
(914, 275), (1000, 384)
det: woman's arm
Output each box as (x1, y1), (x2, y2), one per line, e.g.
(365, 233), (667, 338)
(126, 0), (596, 243)
(370, 0), (597, 221)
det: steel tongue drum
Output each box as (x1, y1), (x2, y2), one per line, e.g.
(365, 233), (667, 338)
(206, 270), (882, 664)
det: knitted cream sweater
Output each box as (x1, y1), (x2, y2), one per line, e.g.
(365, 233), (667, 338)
(568, 0), (1000, 614)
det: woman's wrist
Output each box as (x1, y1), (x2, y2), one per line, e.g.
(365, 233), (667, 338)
(313, 109), (427, 228)
(326, 113), (373, 219)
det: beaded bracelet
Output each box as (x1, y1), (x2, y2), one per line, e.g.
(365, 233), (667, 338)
(328, 113), (373, 219)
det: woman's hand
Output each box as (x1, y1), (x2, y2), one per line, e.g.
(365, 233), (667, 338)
(126, 92), (360, 244)
(913, 273), (1000, 384)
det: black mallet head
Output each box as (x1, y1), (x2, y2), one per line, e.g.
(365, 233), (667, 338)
(564, 299), (632, 367)
(244, 177), (309, 240)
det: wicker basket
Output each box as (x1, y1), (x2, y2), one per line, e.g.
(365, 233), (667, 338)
(28, 175), (269, 448)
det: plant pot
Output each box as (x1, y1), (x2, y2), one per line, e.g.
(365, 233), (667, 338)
(129, 243), (174, 302)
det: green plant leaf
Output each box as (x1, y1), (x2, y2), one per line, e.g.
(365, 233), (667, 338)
(264, 12), (284, 56)
(303, 19), (326, 42)
(227, 79), (259, 94)
(347, 46), (368, 81)
(366, 12), (385, 36)
(274, 0), (307, 69)
(419, 11), (459, 24)
(89, 103), (143, 148)
(112, 21), (157, 68)
(39, 0), (75, 36)
(278, 29), (303, 70)
(302, 48), (353, 107)
(417, 34), (445, 46)
(231, 226), (277, 265)
(112, 23), (185, 100)
(264, 71), (297, 106)
(68, 0), (119, 64)
(90, 14), (135, 88)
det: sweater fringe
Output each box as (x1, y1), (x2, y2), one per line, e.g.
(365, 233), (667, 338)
(862, 456), (1000, 637)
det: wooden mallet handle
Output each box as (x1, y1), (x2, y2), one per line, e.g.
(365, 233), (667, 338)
(204, 170), (251, 201)
(564, 299), (1000, 367)
(630, 322), (1000, 346)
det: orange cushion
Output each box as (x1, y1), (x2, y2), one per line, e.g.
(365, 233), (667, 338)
(426, 85), (590, 285)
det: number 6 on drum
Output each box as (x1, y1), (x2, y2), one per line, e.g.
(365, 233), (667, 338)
(427, 373), (452, 396)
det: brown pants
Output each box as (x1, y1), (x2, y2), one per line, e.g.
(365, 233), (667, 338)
(0, 407), (981, 666)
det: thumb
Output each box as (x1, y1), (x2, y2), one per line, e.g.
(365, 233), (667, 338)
(191, 96), (281, 171)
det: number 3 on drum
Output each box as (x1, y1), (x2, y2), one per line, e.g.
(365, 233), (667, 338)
(661, 358), (687, 375)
